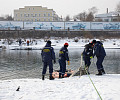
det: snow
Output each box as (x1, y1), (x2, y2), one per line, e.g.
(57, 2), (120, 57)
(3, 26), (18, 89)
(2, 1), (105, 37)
(0, 74), (120, 100)
(0, 38), (120, 100)
(1, 38), (120, 50)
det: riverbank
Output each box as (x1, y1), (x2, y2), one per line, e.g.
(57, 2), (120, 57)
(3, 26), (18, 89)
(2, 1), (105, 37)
(0, 38), (120, 50)
(0, 74), (120, 100)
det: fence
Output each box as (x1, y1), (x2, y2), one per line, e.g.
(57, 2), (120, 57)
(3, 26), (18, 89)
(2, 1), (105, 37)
(0, 21), (120, 30)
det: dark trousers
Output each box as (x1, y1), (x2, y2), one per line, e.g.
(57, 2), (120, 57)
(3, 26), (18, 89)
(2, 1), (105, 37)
(96, 56), (105, 70)
(59, 60), (66, 77)
(42, 60), (53, 75)
(83, 57), (91, 67)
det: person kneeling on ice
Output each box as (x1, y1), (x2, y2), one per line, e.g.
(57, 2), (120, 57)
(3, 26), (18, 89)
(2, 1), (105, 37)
(82, 43), (93, 74)
(41, 40), (56, 80)
(59, 43), (70, 78)
(92, 40), (106, 75)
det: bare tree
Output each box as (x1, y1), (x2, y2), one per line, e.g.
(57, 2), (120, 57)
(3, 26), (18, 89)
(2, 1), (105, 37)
(114, 2), (120, 21)
(86, 7), (98, 21)
(116, 2), (120, 12)
(86, 12), (94, 21)
(88, 7), (98, 14)
(75, 11), (87, 21)
(65, 15), (70, 21)
(73, 7), (97, 21)
(5, 15), (14, 21)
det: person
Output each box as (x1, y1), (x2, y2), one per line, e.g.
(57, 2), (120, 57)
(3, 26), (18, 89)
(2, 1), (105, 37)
(19, 39), (22, 46)
(59, 43), (70, 78)
(92, 40), (106, 75)
(82, 43), (93, 74)
(41, 40), (56, 80)
(27, 40), (29, 46)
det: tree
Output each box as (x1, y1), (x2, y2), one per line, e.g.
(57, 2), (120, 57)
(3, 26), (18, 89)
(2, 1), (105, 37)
(65, 15), (70, 21)
(5, 15), (13, 21)
(88, 7), (98, 14)
(74, 11), (87, 21)
(116, 2), (120, 12)
(86, 7), (98, 21)
(115, 2), (120, 21)
(74, 7), (98, 21)
(86, 12), (94, 21)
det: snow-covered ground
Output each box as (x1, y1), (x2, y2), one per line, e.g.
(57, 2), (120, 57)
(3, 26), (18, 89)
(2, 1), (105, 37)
(0, 74), (120, 100)
(0, 38), (120, 100)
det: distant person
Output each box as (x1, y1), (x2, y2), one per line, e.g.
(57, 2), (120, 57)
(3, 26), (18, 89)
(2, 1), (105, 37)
(41, 40), (56, 80)
(27, 40), (29, 46)
(92, 40), (106, 75)
(82, 43), (93, 74)
(59, 43), (70, 78)
(19, 39), (22, 46)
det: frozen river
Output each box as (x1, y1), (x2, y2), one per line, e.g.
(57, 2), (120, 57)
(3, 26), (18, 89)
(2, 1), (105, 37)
(0, 48), (120, 80)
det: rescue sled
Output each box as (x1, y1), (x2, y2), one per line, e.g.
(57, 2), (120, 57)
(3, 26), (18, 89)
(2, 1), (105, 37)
(52, 69), (74, 78)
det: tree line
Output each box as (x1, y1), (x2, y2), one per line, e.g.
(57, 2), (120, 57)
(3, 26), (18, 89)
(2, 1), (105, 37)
(65, 2), (120, 21)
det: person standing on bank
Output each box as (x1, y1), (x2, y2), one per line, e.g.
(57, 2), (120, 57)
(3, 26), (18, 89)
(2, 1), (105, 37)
(92, 40), (106, 75)
(59, 43), (70, 78)
(19, 38), (22, 46)
(41, 40), (56, 80)
(82, 43), (93, 74)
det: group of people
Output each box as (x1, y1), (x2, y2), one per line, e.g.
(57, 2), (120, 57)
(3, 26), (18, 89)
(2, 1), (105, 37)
(18, 39), (30, 46)
(41, 39), (106, 80)
(41, 40), (70, 80)
(82, 40), (106, 75)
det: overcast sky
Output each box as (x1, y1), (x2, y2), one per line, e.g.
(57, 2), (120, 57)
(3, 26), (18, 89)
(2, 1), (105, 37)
(0, 0), (120, 18)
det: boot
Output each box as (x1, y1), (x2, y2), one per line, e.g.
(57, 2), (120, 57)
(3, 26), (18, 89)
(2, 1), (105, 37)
(42, 75), (45, 80)
(59, 73), (62, 78)
(49, 75), (54, 80)
(62, 74), (64, 78)
(96, 70), (102, 76)
(101, 69), (105, 74)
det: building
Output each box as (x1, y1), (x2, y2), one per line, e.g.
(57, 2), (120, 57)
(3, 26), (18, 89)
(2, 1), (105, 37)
(95, 12), (120, 22)
(14, 6), (61, 22)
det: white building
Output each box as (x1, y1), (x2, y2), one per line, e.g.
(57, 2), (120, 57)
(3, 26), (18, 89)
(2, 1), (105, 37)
(95, 12), (120, 22)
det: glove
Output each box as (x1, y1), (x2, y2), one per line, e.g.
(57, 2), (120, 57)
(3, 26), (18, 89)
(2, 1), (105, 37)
(67, 61), (70, 65)
(90, 56), (93, 59)
(54, 60), (56, 64)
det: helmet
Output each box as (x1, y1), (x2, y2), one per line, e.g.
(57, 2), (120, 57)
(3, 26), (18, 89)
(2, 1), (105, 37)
(64, 43), (69, 46)
(92, 40), (96, 44)
(47, 40), (51, 44)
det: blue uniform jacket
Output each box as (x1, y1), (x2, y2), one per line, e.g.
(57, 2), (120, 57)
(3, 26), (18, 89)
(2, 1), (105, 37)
(93, 41), (106, 57)
(83, 44), (93, 58)
(59, 47), (69, 61)
(41, 43), (55, 62)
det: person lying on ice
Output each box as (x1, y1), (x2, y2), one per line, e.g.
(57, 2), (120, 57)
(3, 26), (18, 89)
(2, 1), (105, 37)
(82, 43), (93, 74)
(41, 40), (56, 80)
(59, 43), (70, 78)
(92, 40), (106, 75)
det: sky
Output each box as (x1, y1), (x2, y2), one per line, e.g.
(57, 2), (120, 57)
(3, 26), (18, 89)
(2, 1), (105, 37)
(0, 0), (120, 18)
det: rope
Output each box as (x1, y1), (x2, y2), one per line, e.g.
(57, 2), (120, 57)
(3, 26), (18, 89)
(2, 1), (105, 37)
(81, 55), (103, 100)
(84, 66), (102, 100)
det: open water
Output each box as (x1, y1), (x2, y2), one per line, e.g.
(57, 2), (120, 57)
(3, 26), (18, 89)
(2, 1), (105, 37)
(0, 48), (120, 80)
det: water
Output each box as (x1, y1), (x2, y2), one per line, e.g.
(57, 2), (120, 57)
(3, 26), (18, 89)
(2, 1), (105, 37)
(0, 48), (120, 80)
